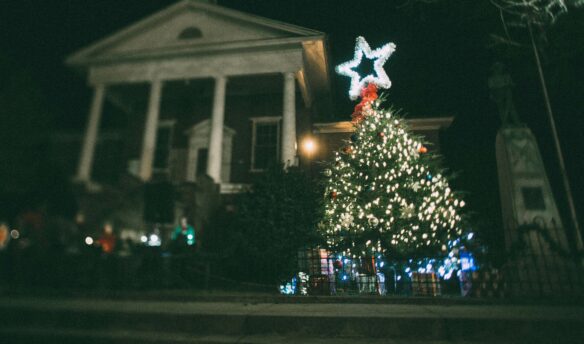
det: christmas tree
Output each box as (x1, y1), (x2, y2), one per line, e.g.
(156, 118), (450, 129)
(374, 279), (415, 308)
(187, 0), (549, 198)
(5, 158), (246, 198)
(321, 37), (470, 274)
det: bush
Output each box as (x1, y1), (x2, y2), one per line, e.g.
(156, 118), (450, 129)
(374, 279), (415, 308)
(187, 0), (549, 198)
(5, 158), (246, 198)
(206, 166), (322, 284)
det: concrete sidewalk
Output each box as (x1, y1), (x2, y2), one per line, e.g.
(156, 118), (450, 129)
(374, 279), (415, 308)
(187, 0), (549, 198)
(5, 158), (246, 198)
(2, 296), (584, 320)
(1, 297), (583, 343)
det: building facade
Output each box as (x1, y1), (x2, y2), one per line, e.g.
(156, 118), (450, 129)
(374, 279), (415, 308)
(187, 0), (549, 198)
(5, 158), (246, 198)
(62, 0), (452, 242)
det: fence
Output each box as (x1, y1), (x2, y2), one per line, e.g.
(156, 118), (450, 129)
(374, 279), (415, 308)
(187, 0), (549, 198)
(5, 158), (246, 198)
(282, 247), (584, 298)
(287, 249), (457, 297)
(2, 241), (582, 298)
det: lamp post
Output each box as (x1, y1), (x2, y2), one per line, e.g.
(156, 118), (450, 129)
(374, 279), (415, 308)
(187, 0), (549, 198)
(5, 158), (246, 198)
(527, 21), (583, 252)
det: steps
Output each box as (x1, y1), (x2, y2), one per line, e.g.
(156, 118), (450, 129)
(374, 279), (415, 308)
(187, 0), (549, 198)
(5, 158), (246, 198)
(1, 297), (583, 343)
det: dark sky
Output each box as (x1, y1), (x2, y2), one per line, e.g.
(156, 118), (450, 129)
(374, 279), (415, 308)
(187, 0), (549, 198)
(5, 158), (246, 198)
(1, 0), (583, 255)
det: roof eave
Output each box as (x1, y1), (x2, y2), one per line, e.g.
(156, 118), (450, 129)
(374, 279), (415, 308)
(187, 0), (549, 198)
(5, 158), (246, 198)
(65, 0), (325, 68)
(67, 35), (325, 67)
(313, 117), (455, 134)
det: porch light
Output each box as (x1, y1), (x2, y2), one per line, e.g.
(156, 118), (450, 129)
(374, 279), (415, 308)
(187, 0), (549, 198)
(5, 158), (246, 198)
(302, 137), (317, 156)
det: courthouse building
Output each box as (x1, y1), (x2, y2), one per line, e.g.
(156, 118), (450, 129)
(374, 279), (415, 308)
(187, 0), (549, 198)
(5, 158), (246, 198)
(60, 0), (452, 240)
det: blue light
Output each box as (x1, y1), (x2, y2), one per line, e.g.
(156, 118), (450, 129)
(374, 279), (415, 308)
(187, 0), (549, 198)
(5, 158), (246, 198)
(187, 234), (195, 246)
(279, 276), (297, 295)
(279, 283), (295, 295)
(460, 252), (476, 271)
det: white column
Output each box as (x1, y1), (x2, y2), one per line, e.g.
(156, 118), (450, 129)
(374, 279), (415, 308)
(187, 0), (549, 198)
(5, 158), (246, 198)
(139, 79), (163, 181)
(207, 76), (227, 183)
(76, 84), (106, 183)
(281, 72), (297, 166)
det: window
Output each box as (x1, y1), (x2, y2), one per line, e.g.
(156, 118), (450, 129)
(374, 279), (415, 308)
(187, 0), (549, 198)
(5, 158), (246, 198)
(178, 27), (203, 40)
(153, 121), (175, 171)
(251, 117), (281, 171)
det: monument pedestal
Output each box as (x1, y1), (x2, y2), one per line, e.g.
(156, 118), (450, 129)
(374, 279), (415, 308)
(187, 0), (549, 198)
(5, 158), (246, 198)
(496, 127), (581, 295)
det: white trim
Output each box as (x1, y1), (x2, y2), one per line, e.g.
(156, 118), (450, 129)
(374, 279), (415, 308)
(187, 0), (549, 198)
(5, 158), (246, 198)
(312, 117), (455, 134)
(250, 116), (282, 123)
(186, 119), (235, 183)
(75, 84), (106, 183)
(139, 79), (164, 181)
(281, 72), (297, 166)
(207, 75), (228, 183)
(66, 0), (325, 66)
(296, 69), (312, 107)
(250, 116), (281, 172)
(220, 183), (251, 194)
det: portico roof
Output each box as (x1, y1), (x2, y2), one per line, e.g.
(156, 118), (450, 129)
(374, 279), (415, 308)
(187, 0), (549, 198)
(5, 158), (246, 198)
(65, 0), (331, 111)
(67, 0), (325, 66)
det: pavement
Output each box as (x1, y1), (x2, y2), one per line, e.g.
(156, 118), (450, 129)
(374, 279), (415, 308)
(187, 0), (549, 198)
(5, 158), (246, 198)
(1, 295), (583, 343)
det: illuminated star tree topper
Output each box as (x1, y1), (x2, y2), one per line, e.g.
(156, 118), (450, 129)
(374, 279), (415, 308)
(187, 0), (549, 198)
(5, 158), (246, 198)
(336, 36), (396, 100)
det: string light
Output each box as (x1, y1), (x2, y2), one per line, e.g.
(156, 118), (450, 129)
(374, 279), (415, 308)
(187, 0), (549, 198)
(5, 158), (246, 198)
(321, 94), (472, 277)
(336, 36), (396, 100)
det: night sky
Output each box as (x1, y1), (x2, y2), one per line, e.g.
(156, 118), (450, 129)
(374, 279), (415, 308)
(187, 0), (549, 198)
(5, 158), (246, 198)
(1, 0), (583, 257)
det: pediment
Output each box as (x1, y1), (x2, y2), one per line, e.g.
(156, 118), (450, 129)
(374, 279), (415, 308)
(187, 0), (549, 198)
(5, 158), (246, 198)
(67, 0), (323, 65)
(185, 119), (235, 138)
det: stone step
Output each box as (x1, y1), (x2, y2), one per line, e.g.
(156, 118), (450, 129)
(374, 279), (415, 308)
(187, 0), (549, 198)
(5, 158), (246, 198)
(0, 328), (536, 344)
(0, 298), (582, 343)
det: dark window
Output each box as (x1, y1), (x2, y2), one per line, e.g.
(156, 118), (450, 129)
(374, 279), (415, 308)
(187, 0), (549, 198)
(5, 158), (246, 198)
(522, 187), (546, 210)
(196, 148), (208, 177)
(178, 27), (203, 40)
(253, 121), (279, 170)
(154, 126), (172, 169)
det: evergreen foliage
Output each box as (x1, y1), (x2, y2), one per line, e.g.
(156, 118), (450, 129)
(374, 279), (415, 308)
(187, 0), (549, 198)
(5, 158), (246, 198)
(206, 166), (321, 284)
(320, 94), (469, 262)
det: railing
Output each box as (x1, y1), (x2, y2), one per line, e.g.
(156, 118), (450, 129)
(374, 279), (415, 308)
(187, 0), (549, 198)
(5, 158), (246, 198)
(282, 246), (584, 298)
(1, 233), (582, 298)
(285, 251), (460, 297)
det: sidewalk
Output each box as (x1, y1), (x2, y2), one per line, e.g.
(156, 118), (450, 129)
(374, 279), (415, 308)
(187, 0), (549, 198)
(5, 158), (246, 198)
(2, 296), (584, 319)
(1, 295), (583, 343)
(3, 286), (582, 305)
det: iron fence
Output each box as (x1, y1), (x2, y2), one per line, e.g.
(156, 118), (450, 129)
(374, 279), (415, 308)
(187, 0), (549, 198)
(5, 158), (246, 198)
(281, 248), (584, 298)
(1, 243), (582, 299)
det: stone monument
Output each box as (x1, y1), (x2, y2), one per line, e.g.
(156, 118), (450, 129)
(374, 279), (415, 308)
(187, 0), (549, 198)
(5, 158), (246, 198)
(490, 63), (578, 295)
